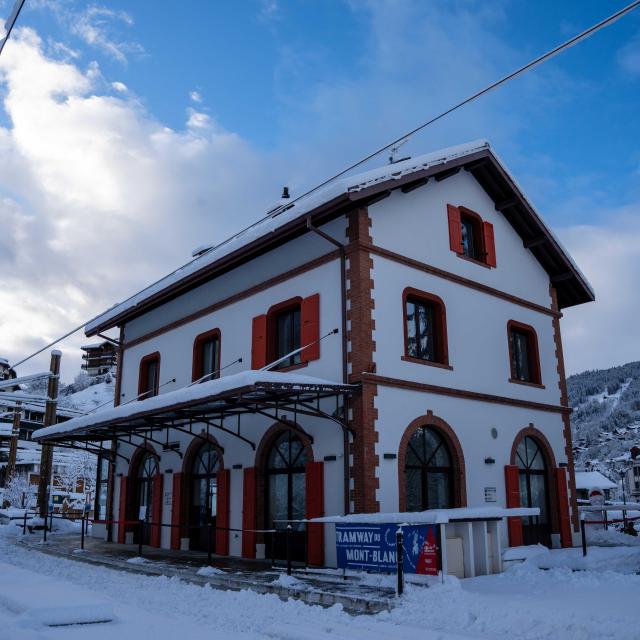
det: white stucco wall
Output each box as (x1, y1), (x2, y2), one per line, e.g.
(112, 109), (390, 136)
(368, 172), (553, 308)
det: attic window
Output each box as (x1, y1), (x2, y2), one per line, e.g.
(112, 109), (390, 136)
(447, 204), (496, 267)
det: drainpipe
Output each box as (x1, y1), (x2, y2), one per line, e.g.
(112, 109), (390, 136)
(306, 216), (351, 515)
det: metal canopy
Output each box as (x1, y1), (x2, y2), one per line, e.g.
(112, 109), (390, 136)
(32, 379), (359, 454)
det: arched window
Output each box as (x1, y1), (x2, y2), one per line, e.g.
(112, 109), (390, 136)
(135, 452), (158, 544)
(265, 431), (308, 560)
(189, 442), (221, 551)
(516, 436), (550, 546)
(405, 427), (453, 511)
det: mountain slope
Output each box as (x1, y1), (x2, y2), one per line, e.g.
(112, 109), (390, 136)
(568, 361), (640, 476)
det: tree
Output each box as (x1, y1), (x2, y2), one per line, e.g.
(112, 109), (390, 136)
(2, 473), (35, 509)
(54, 452), (97, 510)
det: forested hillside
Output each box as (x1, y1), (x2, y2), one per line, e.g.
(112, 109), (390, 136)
(568, 361), (640, 476)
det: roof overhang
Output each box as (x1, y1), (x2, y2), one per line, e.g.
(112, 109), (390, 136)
(31, 372), (358, 453)
(86, 143), (593, 334)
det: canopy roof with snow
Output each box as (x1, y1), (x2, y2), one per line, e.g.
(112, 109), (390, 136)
(31, 371), (356, 453)
(574, 471), (617, 491)
(85, 140), (594, 336)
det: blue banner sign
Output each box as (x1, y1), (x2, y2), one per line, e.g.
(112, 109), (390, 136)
(336, 523), (439, 575)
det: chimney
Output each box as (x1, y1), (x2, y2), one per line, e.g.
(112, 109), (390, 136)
(281, 186), (290, 199)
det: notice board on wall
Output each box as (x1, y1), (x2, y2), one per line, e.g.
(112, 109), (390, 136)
(335, 523), (439, 575)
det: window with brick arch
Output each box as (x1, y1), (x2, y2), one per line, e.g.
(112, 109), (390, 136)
(405, 427), (453, 511)
(508, 321), (542, 385)
(192, 329), (221, 383)
(403, 288), (449, 366)
(138, 353), (160, 400)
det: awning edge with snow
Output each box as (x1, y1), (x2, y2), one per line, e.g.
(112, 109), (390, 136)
(299, 506), (541, 525)
(31, 371), (357, 444)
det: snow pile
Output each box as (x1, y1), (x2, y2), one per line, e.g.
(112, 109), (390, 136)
(586, 526), (640, 547)
(270, 573), (304, 588)
(196, 565), (225, 577)
(126, 556), (148, 565)
(0, 561), (113, 627)
(502, 544), (549, 562)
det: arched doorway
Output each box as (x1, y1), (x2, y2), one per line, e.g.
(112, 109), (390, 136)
(404, 426), (454, 511)
(265, 430), (308, 561)
(516, 436), (551, 546)
(134, 452), (158, 545)
(188, 442), (222, 551)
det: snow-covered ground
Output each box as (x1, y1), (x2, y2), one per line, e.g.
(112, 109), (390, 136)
(1, 526), (639, 639)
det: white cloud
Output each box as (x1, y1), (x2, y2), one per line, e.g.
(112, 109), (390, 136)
(189, 90), (203, 103)
(111, 81), (127, 92)
(70, 4), (144, 62)
(559, 208), (640, 374)
(0, 29), (275, 379)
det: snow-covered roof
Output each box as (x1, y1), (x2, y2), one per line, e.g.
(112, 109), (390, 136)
(85, 139), (593, 334)
(304, 506), (540, 525)
(32, 371), (354, 441)
(575, 471), (617, 490)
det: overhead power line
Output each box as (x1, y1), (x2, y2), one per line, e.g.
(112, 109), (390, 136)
(9, 1), (640, 371)
(0, 0), (26, 57)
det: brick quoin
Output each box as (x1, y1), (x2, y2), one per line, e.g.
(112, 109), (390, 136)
(346, 207), (379, 513)
(550, 284), (579, 533)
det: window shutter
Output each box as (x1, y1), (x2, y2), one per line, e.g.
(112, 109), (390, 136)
(150, 472), (163, 548)
(216, 468), (231, 555)
(483, 221), (497, 267)
(447, 204), (462, 253)
(170, 472), (183, 550)
(117, 476), (128, 544)
(306, 461), (324, 566)
(242, 467), (257, 558)
(301, 293), (320, 362)
(504, 465), (523, 547)
(251, 315), (268, 369)
(554, 467), (573, 548)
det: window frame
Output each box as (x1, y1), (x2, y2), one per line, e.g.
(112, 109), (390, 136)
(507, 320), (543, 387)
(192, 328), (222, 383)
(267, 296), (306, 371)
(138, 352), (161, 400)
(458, 206), (489, 267)
(401, 287), (451, 370)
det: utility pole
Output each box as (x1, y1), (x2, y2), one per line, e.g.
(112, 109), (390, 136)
(6, 400), (21, 480)
(37, 350), (61, 517)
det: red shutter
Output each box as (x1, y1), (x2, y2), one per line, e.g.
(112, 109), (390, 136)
(447, 204), (462, 253)
(216, 468), (230, 555)
(170, 472), (183, 550)
(150, 473), (163, 548)
(483, 221), (497, 267)
(301, 294), (320, 362)
(504, 465), (523, 547)
(117, 476), (128, 544)
(306, 461), (324, 566)
(251, 315), (268, 369)
(555, 467), (573, 548)
(242, 467), (257, 558)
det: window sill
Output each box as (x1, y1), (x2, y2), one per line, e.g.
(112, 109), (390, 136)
(509, 378), (545, 389)
(455, 252), (492, 269)
(401, 355), (453, 370)
(269, 361), (309, 373)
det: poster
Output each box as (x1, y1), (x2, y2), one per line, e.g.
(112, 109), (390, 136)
(336, 523), (439, 575)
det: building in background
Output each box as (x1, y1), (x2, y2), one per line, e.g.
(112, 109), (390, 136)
(81, 341), (118, 377)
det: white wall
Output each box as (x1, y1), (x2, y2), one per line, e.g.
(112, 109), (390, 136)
(368, 173), (553, 308)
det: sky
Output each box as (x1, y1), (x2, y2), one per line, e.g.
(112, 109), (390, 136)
(0, 0), (639, 381)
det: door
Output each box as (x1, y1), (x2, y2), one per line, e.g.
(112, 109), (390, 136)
(189, 442), (221, 552)
(265, 431), (307, 562)
(516, 437), (551, 547)
(134, 453), (158, 545)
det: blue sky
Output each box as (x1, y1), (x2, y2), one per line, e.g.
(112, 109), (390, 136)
(1, 0), (639, 378)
